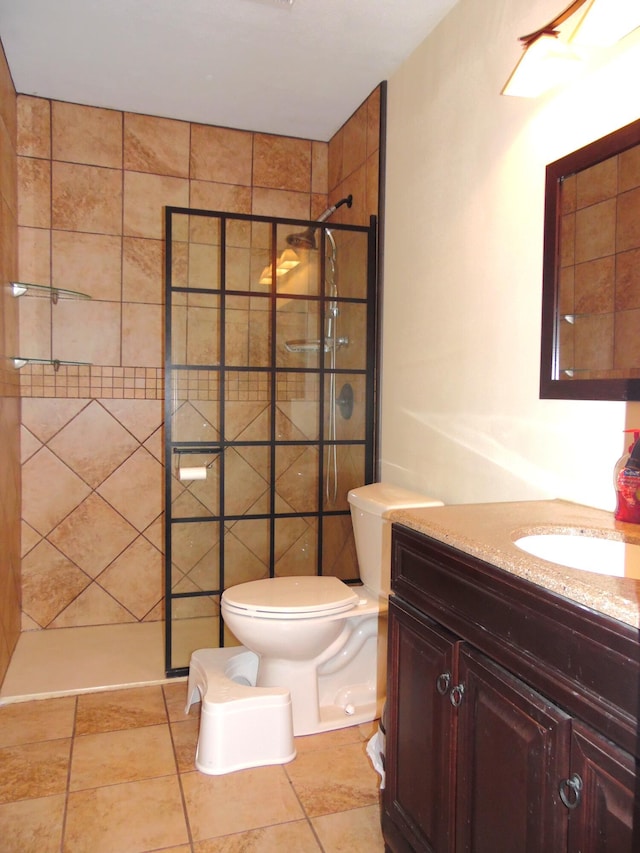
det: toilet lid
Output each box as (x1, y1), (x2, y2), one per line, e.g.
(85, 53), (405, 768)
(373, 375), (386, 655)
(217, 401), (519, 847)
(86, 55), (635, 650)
(222, 576), (359, 618)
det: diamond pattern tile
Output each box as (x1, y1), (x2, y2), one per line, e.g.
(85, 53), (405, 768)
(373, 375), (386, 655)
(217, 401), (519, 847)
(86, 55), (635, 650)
(22, 448), (91, 536)
(20, 426), (42, 464)
(276, 446), (319, 513)
(50, 584), (136, 628)
(21, 399), (88, 444)
(171, 401), (219, 444)
(224, 449), (269, 516)
(48, 493), (138, 578)
(101, 400), (163, 442)
(97, 448), (163, 533)
(98, 538), (163, 620)
(21, 540), (90, 628)
(48, 401), (139, 488)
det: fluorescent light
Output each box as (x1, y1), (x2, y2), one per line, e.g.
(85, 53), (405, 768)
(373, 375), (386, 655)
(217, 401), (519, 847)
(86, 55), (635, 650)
(259, 249), (300, 284)
(570, 0), (640, 46)
(502, 33), (583, 98)
(502, 0), (640, 98)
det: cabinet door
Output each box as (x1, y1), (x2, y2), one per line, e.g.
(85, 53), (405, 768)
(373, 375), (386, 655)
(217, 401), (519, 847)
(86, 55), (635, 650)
(566, 722), (636, 852)
(384, 598), (459, 853)
(455, 647), (571, 853)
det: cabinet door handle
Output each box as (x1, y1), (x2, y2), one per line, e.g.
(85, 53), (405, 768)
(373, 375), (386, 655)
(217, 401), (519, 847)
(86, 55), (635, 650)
(436, 672), (451, 695)
(449, 683), (465, 707)
(559, 773), (583, 809)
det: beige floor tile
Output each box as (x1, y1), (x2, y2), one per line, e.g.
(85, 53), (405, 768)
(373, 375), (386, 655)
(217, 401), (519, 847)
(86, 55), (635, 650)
(358, 720), (379, 741)
(312, 804), (385, 852)
(181, 765), (304, 841)
(75, 685), (167, 734)
(285, 742), (379, 818)
(0, 739), (71, 804)
(294, 723), (364, 753)
(64, 775), (189, 853)
(70, 723), (176, 790)
(0, 696), (76, 747)
(0, 793), (66, 853)
(170, 717), (199, 773)
(192, 819), (322, 851)
(163, 679), (197, 722)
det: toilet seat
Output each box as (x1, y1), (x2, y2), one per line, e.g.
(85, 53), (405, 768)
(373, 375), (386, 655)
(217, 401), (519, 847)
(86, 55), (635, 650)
(222, 576), (359, 620)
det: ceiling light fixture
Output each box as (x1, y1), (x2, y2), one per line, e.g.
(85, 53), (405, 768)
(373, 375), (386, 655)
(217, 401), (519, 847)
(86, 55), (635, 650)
(502, 0), (640, 98)
(259, 249), (300, 285)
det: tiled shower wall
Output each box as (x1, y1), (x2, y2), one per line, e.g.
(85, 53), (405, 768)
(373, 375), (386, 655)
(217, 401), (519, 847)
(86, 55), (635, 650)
(0, 43), (21, 684)
(15, 87), (381, 632)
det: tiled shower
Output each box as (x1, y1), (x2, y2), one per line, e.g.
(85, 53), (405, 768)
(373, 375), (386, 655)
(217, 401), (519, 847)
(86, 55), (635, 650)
(0, 36), (383, 693)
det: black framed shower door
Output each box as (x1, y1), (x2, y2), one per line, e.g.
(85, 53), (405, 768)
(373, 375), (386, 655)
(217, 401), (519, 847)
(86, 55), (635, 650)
(164, 206), (377, 676)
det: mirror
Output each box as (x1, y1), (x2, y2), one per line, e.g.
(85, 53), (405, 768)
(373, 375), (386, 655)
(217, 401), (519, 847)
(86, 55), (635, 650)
(540, 117), (640, 400)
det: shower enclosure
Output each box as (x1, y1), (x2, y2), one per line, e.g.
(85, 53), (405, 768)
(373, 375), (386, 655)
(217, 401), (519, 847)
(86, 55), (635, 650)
(164, 206), (377, 676)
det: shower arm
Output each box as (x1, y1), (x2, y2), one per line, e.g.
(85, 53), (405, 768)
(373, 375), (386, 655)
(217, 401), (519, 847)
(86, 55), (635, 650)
(285, 195), (352, 251)
(315, 194), (353, 224)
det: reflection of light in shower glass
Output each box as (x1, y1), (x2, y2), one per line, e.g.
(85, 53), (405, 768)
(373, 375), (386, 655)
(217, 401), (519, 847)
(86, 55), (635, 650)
(259, 248), (300, 284)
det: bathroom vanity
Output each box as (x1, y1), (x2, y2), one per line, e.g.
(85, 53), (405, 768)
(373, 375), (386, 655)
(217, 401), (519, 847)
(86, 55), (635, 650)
(381, 500), (640, 853)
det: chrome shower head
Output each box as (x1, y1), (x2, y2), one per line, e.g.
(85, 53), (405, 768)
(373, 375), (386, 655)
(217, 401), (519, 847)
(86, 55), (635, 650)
(284, 194), (353, 251)
(286, 227), (317, 250)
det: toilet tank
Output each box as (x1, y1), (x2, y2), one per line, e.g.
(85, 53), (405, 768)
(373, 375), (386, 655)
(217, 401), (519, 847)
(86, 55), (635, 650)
(348, 483), (443, 596)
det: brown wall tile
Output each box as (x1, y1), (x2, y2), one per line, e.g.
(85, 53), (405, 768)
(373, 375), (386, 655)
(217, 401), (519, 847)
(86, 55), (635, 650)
(17, 157), (51, 228)
(11, 83), (382, 637)
(18, 226), (51, 286)
(0, 41), (21, 687)
(253, 134), (311, 193)
(619, 146), (640, 192)
(576, 157), (618, 209)
(52, 231), (122, 301)
(574, 198), (616, 264)
(342, 103), (367, 181)
(123, 171), (189, 239)
(52, 102), (122, 169)
(52, 162), (122, 234)
(17, 96), (50, 159)
(122, 237), (164, 304)
(190, 124), (253, 185)
(616, 186), (640, 253)
(124, 113), (190, 178)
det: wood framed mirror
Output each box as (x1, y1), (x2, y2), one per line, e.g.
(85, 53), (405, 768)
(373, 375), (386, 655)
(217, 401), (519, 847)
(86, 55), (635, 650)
(540, 117), (640, 400)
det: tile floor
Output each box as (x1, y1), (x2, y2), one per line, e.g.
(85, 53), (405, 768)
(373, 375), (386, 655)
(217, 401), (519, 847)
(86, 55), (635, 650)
(0, 682), (385, 852)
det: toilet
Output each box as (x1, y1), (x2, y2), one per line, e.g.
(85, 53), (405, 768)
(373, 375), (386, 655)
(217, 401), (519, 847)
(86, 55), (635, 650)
(186, 482), (442, 771)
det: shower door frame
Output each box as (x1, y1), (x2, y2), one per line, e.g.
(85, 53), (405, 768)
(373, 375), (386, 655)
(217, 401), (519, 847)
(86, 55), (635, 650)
(163, 206), (378, 677)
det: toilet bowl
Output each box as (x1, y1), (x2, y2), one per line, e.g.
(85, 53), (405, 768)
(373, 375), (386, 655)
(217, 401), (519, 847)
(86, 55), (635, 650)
(221, 575), (384, 735)
(188, 483), (443, 756)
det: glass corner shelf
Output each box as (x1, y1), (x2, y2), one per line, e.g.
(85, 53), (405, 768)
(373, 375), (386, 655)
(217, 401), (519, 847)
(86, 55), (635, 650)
(10, 282), (92, 302)
(11, 357), (92, 371)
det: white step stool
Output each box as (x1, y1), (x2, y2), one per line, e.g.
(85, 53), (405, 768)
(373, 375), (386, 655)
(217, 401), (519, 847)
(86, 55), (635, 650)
(185, 646), (296, 775)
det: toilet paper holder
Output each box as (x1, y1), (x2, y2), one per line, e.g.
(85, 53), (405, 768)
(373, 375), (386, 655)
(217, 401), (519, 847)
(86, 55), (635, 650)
(173, 446), (221, 474)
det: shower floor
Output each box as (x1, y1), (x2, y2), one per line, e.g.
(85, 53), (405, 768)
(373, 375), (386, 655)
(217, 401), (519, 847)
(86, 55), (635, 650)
(0, 622), (176, 705)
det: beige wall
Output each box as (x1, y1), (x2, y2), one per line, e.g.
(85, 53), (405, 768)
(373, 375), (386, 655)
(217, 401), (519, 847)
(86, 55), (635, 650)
(14, 87), (381, 632)
(0, 41), (21, 685)
(382, 0), (640, 510)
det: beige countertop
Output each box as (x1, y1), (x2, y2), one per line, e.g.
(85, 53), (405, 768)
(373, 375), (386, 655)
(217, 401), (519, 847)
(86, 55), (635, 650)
(391, 499), (640, 629)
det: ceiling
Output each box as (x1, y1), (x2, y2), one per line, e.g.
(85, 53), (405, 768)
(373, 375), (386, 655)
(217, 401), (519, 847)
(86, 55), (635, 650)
(0, 0), (458, 141)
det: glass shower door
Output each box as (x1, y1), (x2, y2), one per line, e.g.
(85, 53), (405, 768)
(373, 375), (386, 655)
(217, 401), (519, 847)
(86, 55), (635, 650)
(164, 206), (376, 676)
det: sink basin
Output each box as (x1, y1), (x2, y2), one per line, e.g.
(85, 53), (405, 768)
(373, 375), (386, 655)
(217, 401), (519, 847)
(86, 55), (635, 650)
(513, 533), (640, 579)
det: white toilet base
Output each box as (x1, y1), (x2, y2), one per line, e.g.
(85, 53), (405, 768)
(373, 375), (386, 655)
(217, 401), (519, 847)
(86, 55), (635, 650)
(186, 647), (296, 775)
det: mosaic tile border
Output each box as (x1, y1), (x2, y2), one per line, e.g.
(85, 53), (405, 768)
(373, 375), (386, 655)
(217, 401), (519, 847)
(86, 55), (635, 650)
(19, 365), (164, 399)
(18, 364), (311, 401)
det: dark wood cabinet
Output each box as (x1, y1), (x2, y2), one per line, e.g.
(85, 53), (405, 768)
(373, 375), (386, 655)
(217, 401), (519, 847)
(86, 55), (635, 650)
(382, 524), (640, 853)
(567, 723), (636, 852)
(386, 599), (457, 852)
